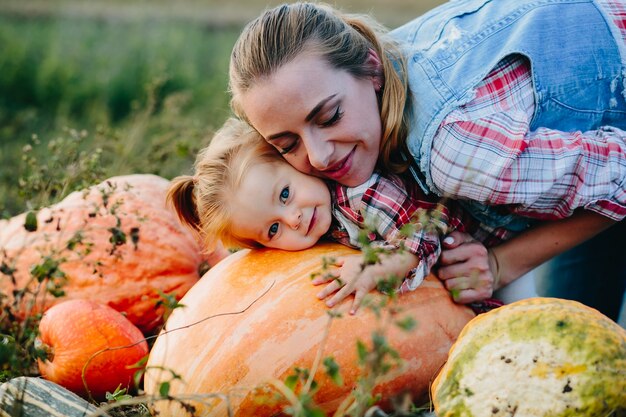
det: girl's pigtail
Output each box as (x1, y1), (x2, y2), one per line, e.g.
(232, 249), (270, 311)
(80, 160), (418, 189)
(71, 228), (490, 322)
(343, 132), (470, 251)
(166, 176), (201, 232)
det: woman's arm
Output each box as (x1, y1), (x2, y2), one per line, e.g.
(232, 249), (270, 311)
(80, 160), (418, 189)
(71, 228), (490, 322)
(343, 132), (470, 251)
(437, 210), (615, 303)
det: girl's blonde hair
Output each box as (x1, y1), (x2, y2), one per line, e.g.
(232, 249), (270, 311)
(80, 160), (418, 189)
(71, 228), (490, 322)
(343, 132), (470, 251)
(229, 2), (411, 174)
(166, 118), (283, 251)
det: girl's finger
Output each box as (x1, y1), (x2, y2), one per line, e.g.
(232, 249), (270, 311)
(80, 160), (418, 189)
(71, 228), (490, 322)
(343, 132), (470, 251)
(349, 289), (367, 315)
(311, 268), (340, 285)
(316, 279), (341, 299)
(326, 283), (354, 308)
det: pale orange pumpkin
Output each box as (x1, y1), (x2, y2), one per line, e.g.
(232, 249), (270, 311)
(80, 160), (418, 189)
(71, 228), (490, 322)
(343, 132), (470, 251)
(431, 297), (626, 417)
(37, 299), (149, 400)
(0, 174), (204, 334)
(144, 243), (475, 417)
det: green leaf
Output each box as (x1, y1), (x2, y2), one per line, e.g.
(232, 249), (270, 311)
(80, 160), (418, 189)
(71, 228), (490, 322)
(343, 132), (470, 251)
(24, 211), (38, 232)
(323, 357), (343, 386)
(395, 316), (417, 332)
(130, 226), (140, 248)
(356, 340), (368, 364)
(159, 381), (170, 398)
(285, 374), (299, 391)
(304, 407), (326, 417)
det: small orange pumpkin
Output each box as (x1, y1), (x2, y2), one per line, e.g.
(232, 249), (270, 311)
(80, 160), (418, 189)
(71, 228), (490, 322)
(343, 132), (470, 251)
(0, 174), (204, 334)
(144, 243), (475, 417)
(37, 299), (149, 400)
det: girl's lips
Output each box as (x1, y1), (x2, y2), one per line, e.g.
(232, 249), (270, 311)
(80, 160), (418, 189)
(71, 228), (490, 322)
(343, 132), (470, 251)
(321, 147), (356, 181)
(306, 207), (317, 235)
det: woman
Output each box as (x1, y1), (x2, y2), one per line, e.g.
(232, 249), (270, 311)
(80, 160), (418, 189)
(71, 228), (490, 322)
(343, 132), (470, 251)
(227, 0), (626, 314)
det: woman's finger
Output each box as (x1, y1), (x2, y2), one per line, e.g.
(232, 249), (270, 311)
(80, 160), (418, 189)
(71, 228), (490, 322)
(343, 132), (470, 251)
(442, 231), (476, 249)
(438, 256), (489, 281)
(442, 276), (474, 291)
(438, 240), (488, 267)
(451, 288), (487, 304)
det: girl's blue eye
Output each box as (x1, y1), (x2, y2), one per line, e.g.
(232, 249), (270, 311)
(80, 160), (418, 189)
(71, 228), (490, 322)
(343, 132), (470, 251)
(280, 186), (290, 203)
(269, 222), (279, 238)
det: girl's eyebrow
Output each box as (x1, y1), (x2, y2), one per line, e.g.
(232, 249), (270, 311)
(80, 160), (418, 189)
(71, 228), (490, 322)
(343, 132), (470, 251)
(266, 94), (337, 141)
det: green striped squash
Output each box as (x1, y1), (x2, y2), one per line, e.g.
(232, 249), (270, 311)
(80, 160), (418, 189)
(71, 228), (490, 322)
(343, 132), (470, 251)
(0, 376), (100, 417)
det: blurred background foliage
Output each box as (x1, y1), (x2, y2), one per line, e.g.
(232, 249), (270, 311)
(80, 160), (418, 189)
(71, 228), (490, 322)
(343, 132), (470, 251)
(0, 0), (445, 218)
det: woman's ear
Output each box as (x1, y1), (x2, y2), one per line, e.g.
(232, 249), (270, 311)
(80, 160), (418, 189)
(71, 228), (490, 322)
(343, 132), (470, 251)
(365, 48), (384, 92)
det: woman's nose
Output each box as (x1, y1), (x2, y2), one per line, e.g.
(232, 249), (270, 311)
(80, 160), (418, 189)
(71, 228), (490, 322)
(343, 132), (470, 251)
(302, 132), (332, 170)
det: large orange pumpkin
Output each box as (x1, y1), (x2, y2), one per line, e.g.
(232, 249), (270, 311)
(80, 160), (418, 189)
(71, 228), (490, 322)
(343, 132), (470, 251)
(144, 243), (475, 416)
(0, 174), (204, 334)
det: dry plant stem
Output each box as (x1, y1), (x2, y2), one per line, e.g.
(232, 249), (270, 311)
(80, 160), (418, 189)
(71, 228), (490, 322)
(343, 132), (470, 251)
(86, 393), (233, 417)
(332, 307), (396, 417)
(491, 210), (615, 289)
(269, 378), (307, 416)
(303, 313), (334, 393)
(81, 340), (151, 403)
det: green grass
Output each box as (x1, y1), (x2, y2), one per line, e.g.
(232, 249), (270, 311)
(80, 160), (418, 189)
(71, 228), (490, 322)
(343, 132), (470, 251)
(0, 15), (238, 216)
(0, 0), (446, 217)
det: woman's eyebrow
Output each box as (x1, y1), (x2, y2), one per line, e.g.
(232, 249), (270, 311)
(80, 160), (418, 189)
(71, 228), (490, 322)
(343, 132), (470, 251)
(267, 94), (338, 141)
(305, 94), (337, 122)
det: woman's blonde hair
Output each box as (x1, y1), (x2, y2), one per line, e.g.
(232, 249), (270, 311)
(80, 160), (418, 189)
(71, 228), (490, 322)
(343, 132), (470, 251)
(166, 118), (283, 251)
(229, 2), (411, 174)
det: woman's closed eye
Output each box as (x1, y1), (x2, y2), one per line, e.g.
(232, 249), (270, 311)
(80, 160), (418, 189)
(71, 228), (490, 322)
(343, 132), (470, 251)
(319, 106), (343, 128)
(277, 139), (298, 155)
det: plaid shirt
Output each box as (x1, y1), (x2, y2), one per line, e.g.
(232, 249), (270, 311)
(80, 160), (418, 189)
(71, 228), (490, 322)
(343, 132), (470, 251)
(327, 173), (514, 293)
(429, 0), (626, 222)
(326, 0), (626, 295)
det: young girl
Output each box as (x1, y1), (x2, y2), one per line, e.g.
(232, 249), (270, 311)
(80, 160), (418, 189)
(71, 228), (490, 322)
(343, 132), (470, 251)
(168, 118), (515, 314)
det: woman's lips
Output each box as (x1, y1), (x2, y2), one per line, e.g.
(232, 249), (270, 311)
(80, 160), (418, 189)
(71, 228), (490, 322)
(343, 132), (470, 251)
(321, 147), (355, 181)
(306, 207), (317, 235)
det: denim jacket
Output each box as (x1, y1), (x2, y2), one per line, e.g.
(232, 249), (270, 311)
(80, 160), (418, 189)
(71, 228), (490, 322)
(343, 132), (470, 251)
(391, 0), (626, 230)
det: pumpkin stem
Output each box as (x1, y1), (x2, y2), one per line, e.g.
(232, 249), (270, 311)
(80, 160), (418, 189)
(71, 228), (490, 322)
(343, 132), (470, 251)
(34, 338), (54, 362)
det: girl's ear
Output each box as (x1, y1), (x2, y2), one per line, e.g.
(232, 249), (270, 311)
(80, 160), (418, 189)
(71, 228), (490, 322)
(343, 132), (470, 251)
(365, 48), (384, 92)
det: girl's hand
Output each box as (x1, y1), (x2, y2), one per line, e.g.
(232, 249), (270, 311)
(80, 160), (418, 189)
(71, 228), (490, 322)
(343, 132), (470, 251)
(437, 231), (498, 303)
(311, 256), (377, 315)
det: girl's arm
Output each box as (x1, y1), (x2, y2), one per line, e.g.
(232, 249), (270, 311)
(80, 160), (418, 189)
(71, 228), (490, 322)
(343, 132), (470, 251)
(313, 251), (419, 314)
(437, 210), (615, 303)
(315, 174), (448, 313)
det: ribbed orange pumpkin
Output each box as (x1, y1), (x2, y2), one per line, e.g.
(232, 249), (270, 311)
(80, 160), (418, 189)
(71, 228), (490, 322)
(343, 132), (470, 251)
(144, 243), (475, 417)
(37, 299), (149, 400)
(431, 297), (626, 417)
(0, 174), (203, 334)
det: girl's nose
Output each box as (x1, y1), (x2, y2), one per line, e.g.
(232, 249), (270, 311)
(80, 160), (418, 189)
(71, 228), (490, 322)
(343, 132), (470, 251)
(285, 209), (302, 230)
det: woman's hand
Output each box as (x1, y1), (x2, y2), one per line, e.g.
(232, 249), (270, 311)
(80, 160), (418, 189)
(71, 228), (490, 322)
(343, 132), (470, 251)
(437, 231), (499, 303)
